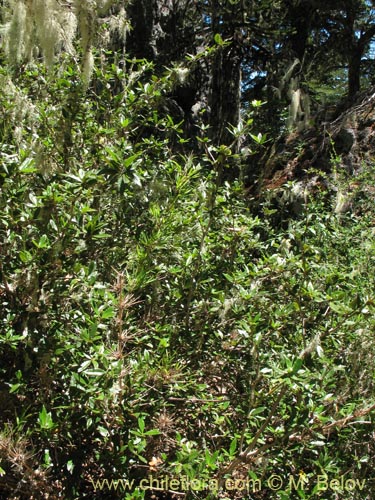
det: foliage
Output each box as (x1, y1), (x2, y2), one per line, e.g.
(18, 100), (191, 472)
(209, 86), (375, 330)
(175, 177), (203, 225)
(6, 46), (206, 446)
(0, 51), (375, 500)
(3, 0), (375, 145)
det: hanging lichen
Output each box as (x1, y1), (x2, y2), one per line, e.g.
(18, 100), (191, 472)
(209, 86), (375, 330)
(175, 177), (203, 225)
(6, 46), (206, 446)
(0, 0), (124, 84)
(0, 73), (38, 145)
(286, 76), (311, 131)
(3, 0), (27, 63)
(74, 0), (95, 85)
(107, 6), (130, 46)
(2, 0), (76, 66)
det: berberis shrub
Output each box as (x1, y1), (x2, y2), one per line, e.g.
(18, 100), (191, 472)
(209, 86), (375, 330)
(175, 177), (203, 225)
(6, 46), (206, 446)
(0, 57), (374, 499)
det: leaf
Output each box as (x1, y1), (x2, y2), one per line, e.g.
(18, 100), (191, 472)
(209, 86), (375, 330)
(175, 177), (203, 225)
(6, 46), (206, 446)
(133, 173), (142, 187)
(19, 250), (33, 263)
(9, 383), (21, 393)
(260, 367), (273, 374)
(310, 440), (326, 447)
(316, 345), (324, 358)
(138, 417), (145, 434)
(329, 301), (352, 314)
(249, 406), (266, 417)
(66, 460), (75, 473)
(214, 33), (223, 45)
(98, 426), (109, 437)
(93, 233), (111, 240)
(250, 132), (267, 144)
(144, 429), (161, 436)
(124, 153), (141, 168)
(77, 360), (91, 373)
(33, 234), (50, 249)
(105, 147), (121, 164)
(19, 157), (36, 173)
(29, 193), (38, 205)
(84, 369), (105, 377)
(229, 437), (237, 455)
(101, 307), (115, 319)
(292, 358), (303, 373)
(39, 405), (54, 430)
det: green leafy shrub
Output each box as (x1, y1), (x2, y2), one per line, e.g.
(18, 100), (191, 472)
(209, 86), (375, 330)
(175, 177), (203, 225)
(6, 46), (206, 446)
(0, 54), (374, 500)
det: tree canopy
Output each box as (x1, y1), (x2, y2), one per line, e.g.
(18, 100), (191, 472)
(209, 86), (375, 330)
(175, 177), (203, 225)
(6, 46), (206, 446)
(2, 0), (375, 139)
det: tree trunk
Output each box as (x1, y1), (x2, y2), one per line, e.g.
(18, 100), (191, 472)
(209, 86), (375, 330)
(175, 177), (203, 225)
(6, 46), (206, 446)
(348, 47), (362, 100)
(209, 43), (241, 147)
(126, 0), (159, 60)
(347, 24), (375, 100)
(209, 1), (242, 149)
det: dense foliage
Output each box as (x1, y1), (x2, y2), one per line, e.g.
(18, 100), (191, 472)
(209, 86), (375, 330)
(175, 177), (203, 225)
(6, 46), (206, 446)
(1, 56), (375, 499)
(1, 2), (375, 499)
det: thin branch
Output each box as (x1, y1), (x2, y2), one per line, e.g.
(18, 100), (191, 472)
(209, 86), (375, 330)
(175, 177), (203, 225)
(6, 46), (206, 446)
(217, 303), (369, 480)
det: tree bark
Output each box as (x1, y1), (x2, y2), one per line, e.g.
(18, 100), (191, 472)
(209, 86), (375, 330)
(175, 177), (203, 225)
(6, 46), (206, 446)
(209, 42), (241, 147)
(209, 1), (242, 148)
(348, 25), (375, 100)
(348, 46), (362, 100)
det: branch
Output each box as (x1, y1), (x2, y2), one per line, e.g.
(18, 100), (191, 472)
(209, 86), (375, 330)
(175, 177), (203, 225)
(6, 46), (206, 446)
(322, 402), (375, 434)
(216, 304), (368, 481)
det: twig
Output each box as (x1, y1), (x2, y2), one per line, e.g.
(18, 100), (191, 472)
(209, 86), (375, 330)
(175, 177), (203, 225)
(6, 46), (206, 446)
(167, 397), (230, 403)
(217, 384), (287, 483)
(217, 303), (368, 481)
(322, 402), (375, 433)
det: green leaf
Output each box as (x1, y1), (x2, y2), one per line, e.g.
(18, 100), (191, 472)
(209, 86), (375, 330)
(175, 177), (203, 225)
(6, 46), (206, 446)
(138, 417), (145, 434)
(124, 153), (141, 168)
(9, 383), (21, 394)
(101, 307), (115, 319)
(19, 250), (33, 263)
(214, 33), (223, 45)
(39, 405), (54, 430)
(66, 460), (75, 473)
(249, 406), (266, 417)
(33, 234), (50, 249)
(229, 437), (237, 455)
(19, 157), (36, 173)
(292, 358), (303, 373)
(250, 132), (267, 144)
(144, 429), (161, 436)
(98, 426), (109, 437)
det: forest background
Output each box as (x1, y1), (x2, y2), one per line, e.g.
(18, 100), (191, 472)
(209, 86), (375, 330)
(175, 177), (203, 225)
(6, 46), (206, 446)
(1, 1), (375, 499)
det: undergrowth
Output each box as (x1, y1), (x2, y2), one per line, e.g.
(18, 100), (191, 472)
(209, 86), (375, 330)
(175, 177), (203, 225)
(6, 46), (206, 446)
(0, 57), (375, 499)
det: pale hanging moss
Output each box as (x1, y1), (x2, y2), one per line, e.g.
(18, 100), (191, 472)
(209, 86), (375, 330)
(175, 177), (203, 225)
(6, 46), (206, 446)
(1, 0), (124, 84)
(82, 46), (94, 87)
(286, 77), (311, 131)
(74, 0), (94, 56)
(2, 0), (78, 66)
(279, 58), (300, 97)
(290, 88), (301, 125)
(22, 1), (35, 61)
(0, 74), (38, 145)
(5, 0), (27, 63)
(287, 78), (300, 129)
(74, 0), (96, 85)
(99, 4), (129, 63)
(60, 10), (78, 56)
(33, 0), (58, 67)
(107, 6), (130, 44)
